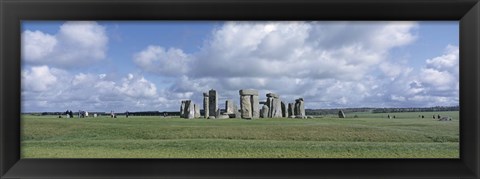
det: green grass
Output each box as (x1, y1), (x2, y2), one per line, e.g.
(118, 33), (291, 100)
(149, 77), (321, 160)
(21, 111), (459, 158)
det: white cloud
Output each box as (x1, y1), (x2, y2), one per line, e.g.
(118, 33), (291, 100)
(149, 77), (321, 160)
(420, 45), (459, 91)
(117, 73), (157, 98)
(22, 65), (59, 92)
(184, 22), (417, 82)
(22, 21), (459, 112)
(22, 31), (57, 60)
(133, 46), (191, 76)
(374, 45), (459, 107)
(21, 68), (193, 112)
(22, 21), (108, 68)
(132, 21), (424, 109)
(425, 45), (459, 73)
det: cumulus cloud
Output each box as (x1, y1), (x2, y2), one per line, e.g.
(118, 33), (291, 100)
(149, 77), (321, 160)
(21, 65), (59, 92)
(21, 68), (191, 112)
(133, 46), (191, 76)
(132, 21), (426, 109)
(22, 21), (459, 112)
(22, 21), (108, 68)
(418, 45), (459, 96)
(375, 45), (459, 107)
(22, 31), (57, 61)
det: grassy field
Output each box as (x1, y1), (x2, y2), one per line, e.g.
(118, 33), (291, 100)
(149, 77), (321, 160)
(21, 111), (459, 158)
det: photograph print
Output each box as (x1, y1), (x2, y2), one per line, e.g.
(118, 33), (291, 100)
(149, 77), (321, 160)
(21, 21), (459, 158)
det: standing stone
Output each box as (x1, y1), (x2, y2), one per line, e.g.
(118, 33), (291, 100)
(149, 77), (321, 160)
(208, 89), (218, 117)
(215, 109), (221, 118)
(184, 100), (194, 119)
(281, 101), (287, 117)
(267, 93), (282, 118)
(265, 93), (283, 118)
(239, 89), (259, 119)
(240, 95), (252, 119)
(225, 100), (235, 114)
(271, 98), (282, 118)
(295, 98), (305, 118)
(338, 110), (346, 118)
(180, 100), (186, 118)
(266, 97), (274, 118)
(233, 103), (241, 118)
(251, 95), (259, 118)
(261, 105), (269, 118)
(275, 99), (283, 118)
(299, 99), (305, 118)
(183, 101), (189, 118)
(288, 103), (295, 118)
(194, 104), (201, 118)
(294, 102), (299, 116)
(203, 93), (209, 118)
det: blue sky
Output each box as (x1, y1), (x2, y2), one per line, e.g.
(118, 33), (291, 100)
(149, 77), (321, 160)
(21, 21), (459, 112)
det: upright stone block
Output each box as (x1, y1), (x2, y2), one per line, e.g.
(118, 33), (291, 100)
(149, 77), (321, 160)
(295, 98), (305, 118)
(180, 100), (185, 118)
(240, 95), (252, 119)
(251, 95), (259, 118)
(225, 100), (235, 114)
(288, 103), (295, 118)
(261, 105), (269, 118)
(208, 89), (218, 117)
(265, 93), (282, 118)
(194, 104), (201, 118)
(338, 110), (346, 118)
(184, 100), (195, 119)
(299, 100), (305, 118)
(281, 101), (287, 117)
(266, 97), (274, 118)
(233, 103), (241, 118)
(239, 89), (259, 119)
(272, 98), (283, 118)
(203, 93), (209, 118)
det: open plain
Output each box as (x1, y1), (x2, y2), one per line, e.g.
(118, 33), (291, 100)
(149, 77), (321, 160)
(21, 111), (459, 158)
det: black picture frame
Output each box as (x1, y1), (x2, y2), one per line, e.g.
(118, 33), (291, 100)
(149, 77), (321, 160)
(1, 0), (479, 178)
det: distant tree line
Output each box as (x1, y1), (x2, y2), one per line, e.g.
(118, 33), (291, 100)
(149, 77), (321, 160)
(371, 106), (459, 113)
(305, 106), (459, 115)
(27, 111), (183, 117)
(305, 108), (375, 115)
(25, 106), (459, 116)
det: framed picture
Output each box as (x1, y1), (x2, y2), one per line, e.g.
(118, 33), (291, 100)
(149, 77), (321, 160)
(1, 0), (479, 178)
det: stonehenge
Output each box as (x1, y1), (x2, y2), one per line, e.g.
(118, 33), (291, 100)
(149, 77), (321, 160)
(180, 88), (307, 120)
